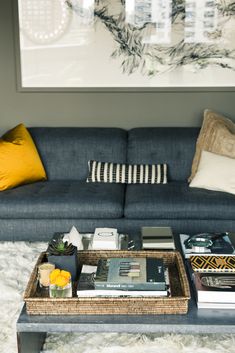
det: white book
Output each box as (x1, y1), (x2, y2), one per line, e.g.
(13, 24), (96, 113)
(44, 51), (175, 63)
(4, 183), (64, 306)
(197, 302), (235, 309)
(142, 242), (174, 249)
(77, 289), (168, 297)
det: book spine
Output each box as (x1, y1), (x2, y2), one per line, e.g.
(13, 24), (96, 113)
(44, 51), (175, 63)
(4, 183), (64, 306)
(94, 282), (166, 291)
(147, 258), (165, 283)
(193, 268), (235, 273)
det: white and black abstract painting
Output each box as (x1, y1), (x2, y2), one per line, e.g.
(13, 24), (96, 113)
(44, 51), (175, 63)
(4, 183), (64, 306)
(17, 0), (235, 87)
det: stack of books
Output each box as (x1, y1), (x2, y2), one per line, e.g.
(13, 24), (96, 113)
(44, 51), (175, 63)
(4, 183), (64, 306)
(142, 227), (175, 250)
(77, 257), (170, 298)
(180, 232), (235, 309)
(189, 255), (235, 309)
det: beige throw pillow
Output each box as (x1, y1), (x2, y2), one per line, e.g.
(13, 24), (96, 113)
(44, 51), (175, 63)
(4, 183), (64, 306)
(189, 110), (235, 182)
(189, 151), (235, 195)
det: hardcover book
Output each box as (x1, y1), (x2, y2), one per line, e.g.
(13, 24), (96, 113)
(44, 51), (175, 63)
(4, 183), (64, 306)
(193, 272), (235, 304)
(180, 233), (235, 259)
(142, 227), (175, 250)
(94, 257), (166, 291)
(197, 302), (235, 309)
(77, 290), (168, 297)
(190, 255), (235, 273)
(77, 264), (169, 297)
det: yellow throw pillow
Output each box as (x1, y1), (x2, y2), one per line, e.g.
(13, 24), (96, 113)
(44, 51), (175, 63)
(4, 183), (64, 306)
(188, 110), (235, 182)
(0, 124), (47, 191)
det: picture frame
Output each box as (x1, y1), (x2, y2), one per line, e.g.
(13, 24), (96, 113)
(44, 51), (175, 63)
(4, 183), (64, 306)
(13, 0), (235, 92)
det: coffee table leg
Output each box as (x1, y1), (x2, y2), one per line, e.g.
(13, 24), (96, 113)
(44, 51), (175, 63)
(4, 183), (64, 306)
(17, 332), (47, 353)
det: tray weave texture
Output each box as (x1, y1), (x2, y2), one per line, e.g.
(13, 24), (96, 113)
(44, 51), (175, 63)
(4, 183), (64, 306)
(24, 250), (190, 315)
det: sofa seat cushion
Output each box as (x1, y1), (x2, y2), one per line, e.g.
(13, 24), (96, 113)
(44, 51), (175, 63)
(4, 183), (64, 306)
(124, 182), (235, 220)
(0, 181), (125, 219)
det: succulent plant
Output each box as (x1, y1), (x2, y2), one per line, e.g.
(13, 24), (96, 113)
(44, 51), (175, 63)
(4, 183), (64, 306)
(48, 237), (76, 256)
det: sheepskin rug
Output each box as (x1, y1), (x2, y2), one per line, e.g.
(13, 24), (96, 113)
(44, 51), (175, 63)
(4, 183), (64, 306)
(1, 242), (235, 353)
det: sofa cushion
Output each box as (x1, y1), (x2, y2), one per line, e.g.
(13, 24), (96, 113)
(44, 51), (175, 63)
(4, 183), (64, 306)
(0, 124), (46, 191)
(190, 151), (235, 195)
(29, 128), (127, 181)
(124, 182), (235, 220)
(87, 160), (167, 184)
(0, 181), (125, 219)
(189, 110), (235, 182)
(128, 128), (199, 181)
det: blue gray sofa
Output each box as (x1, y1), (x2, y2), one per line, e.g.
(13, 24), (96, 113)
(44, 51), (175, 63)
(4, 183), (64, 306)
(1, 127), (235, 241)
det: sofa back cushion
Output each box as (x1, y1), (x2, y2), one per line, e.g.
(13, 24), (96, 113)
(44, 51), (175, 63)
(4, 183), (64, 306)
(29, 128), (127, 180)
(127, 128), (199, 181)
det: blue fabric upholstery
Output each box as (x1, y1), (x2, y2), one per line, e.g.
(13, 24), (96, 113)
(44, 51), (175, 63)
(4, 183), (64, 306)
(0, 181), (125, 219)
(127, 128), (199, 181)
(29, 128), (127, 181)
(124, 182), (235, 220)
(1, 126), (235, 241)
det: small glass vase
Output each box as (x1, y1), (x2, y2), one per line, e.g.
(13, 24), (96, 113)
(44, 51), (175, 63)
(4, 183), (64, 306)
(49, 282), (72, 298)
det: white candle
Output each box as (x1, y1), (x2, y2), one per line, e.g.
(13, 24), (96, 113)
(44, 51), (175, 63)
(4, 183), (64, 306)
(38, 262), (55, 287)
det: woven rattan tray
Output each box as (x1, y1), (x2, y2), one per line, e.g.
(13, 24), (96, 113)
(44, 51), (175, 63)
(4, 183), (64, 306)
(24, 250), (190, 315)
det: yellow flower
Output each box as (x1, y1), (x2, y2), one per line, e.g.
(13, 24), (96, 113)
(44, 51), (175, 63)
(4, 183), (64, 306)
(55, 274), (69, 287)
(49, 269), (61, 285)
(60, 270), (71, 279)
(49, 269), (71, 287)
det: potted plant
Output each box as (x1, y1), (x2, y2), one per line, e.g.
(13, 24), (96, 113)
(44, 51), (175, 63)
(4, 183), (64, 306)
(47, 236), (78, 281)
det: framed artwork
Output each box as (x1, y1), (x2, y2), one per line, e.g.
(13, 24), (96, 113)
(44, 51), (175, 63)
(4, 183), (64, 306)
(15, 0), (235, 90)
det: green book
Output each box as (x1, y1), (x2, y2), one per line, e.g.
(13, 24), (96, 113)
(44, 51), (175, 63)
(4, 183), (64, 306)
(95, 257), (166, 291)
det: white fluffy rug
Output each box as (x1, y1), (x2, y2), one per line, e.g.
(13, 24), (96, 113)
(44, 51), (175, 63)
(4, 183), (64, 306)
(1, 242), (235, 353)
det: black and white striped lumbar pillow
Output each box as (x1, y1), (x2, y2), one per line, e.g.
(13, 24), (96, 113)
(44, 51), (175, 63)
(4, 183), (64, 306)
(87, 161), (167, 184)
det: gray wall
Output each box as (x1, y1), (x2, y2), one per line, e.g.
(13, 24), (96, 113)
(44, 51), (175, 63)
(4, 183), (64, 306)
(1, 0), (235, 134)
